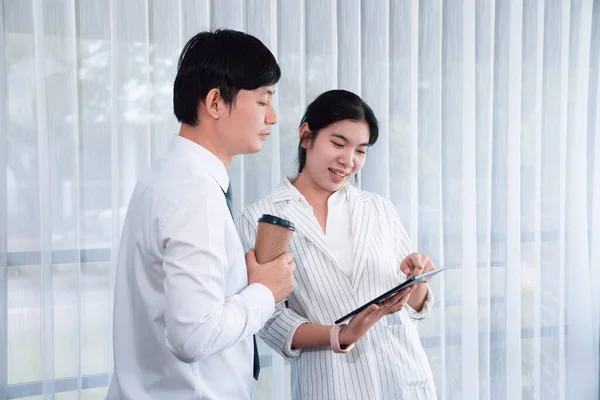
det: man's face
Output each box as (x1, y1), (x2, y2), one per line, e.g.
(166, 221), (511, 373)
(218, 86), (278, 155)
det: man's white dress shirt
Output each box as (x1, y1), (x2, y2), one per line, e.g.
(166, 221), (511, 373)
(106, 135), (275, 400)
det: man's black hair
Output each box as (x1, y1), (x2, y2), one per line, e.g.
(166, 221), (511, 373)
(174, 29), (281, 126)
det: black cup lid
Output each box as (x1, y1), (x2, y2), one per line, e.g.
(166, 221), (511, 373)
(258, 214), (295, 231)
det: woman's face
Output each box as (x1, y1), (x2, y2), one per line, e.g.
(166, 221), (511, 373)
(301, 119), (371, 192)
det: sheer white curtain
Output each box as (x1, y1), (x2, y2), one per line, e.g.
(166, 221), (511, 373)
(2, 1), (599, 399)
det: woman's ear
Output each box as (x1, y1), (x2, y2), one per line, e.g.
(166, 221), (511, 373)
(299, 122), (312, 149)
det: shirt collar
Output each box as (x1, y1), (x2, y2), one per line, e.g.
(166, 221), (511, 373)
(169, 135), (230, 192)
(282, 176), (351, 205)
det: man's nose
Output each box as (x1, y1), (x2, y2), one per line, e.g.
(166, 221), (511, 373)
(266, 104), (278, 125)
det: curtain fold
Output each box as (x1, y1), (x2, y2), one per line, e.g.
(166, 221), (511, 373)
(2, 1), (599, 399)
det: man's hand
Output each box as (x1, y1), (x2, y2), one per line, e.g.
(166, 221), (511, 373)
(400, 253), (435, 281)
(246, 249), (295, 303)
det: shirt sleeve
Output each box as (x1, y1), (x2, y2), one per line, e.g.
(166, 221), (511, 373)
(405, 284), (435, 321)
(235, 210), (309, 359)
(161, 195), (275, 364)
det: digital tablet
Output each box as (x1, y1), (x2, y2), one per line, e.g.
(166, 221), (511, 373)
(334, 267), (446, 324)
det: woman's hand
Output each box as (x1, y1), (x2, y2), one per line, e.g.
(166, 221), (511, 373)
(338, 286), (414, 346)
(401, 252), (435, 281)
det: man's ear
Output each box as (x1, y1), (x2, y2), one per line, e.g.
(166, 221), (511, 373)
(204, 88), (223, 120)
(299, 122), (312, 149)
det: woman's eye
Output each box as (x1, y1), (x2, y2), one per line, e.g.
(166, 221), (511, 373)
(331, 142), (343, 148)
(356, 149), (366, 155)
(258, 102), (267, 106)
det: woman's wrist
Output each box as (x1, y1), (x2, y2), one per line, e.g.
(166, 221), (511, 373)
(337, 324), (354, 346)
(330, 324), (355, 353)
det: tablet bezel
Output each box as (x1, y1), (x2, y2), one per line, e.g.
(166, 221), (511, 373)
(334, 266), (446, 324)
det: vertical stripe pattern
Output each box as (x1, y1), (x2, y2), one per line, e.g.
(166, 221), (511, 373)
(236, 180), (437, 400)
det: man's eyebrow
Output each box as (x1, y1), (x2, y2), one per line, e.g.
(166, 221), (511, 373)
(263, 88), (275, 96)
(331, 133), (369, 147)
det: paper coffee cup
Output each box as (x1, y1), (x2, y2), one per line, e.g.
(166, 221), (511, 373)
(255, 214), (296, 264)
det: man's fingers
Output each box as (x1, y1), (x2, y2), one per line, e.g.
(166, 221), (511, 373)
(275, 251), (294, 264)
(245, 249), (256, 264)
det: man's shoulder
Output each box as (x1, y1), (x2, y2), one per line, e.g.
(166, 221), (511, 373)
(142, 155), (217, 206)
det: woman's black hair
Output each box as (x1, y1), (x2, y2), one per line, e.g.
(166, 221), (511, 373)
(297, 90), (379, 173)
(174, 29), (281, 126)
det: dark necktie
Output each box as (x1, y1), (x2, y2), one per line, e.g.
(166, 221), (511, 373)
(223, 184), (261, 381)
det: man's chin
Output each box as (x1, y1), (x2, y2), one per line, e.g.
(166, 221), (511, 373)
(240, 141), (263, 155)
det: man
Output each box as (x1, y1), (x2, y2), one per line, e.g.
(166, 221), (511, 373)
(106, 29), (295, 400)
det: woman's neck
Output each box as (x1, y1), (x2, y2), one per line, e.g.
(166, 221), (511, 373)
(292, 172), (334, 209)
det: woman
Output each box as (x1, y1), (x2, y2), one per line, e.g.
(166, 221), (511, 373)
(236, 90), (437, 399)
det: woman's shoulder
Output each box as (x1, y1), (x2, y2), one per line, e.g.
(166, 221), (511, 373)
(349, 186), (400, 224)
(241, 196), (275, 220)
(240, 181), (289, 221)
(350, 185), (395, 209)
